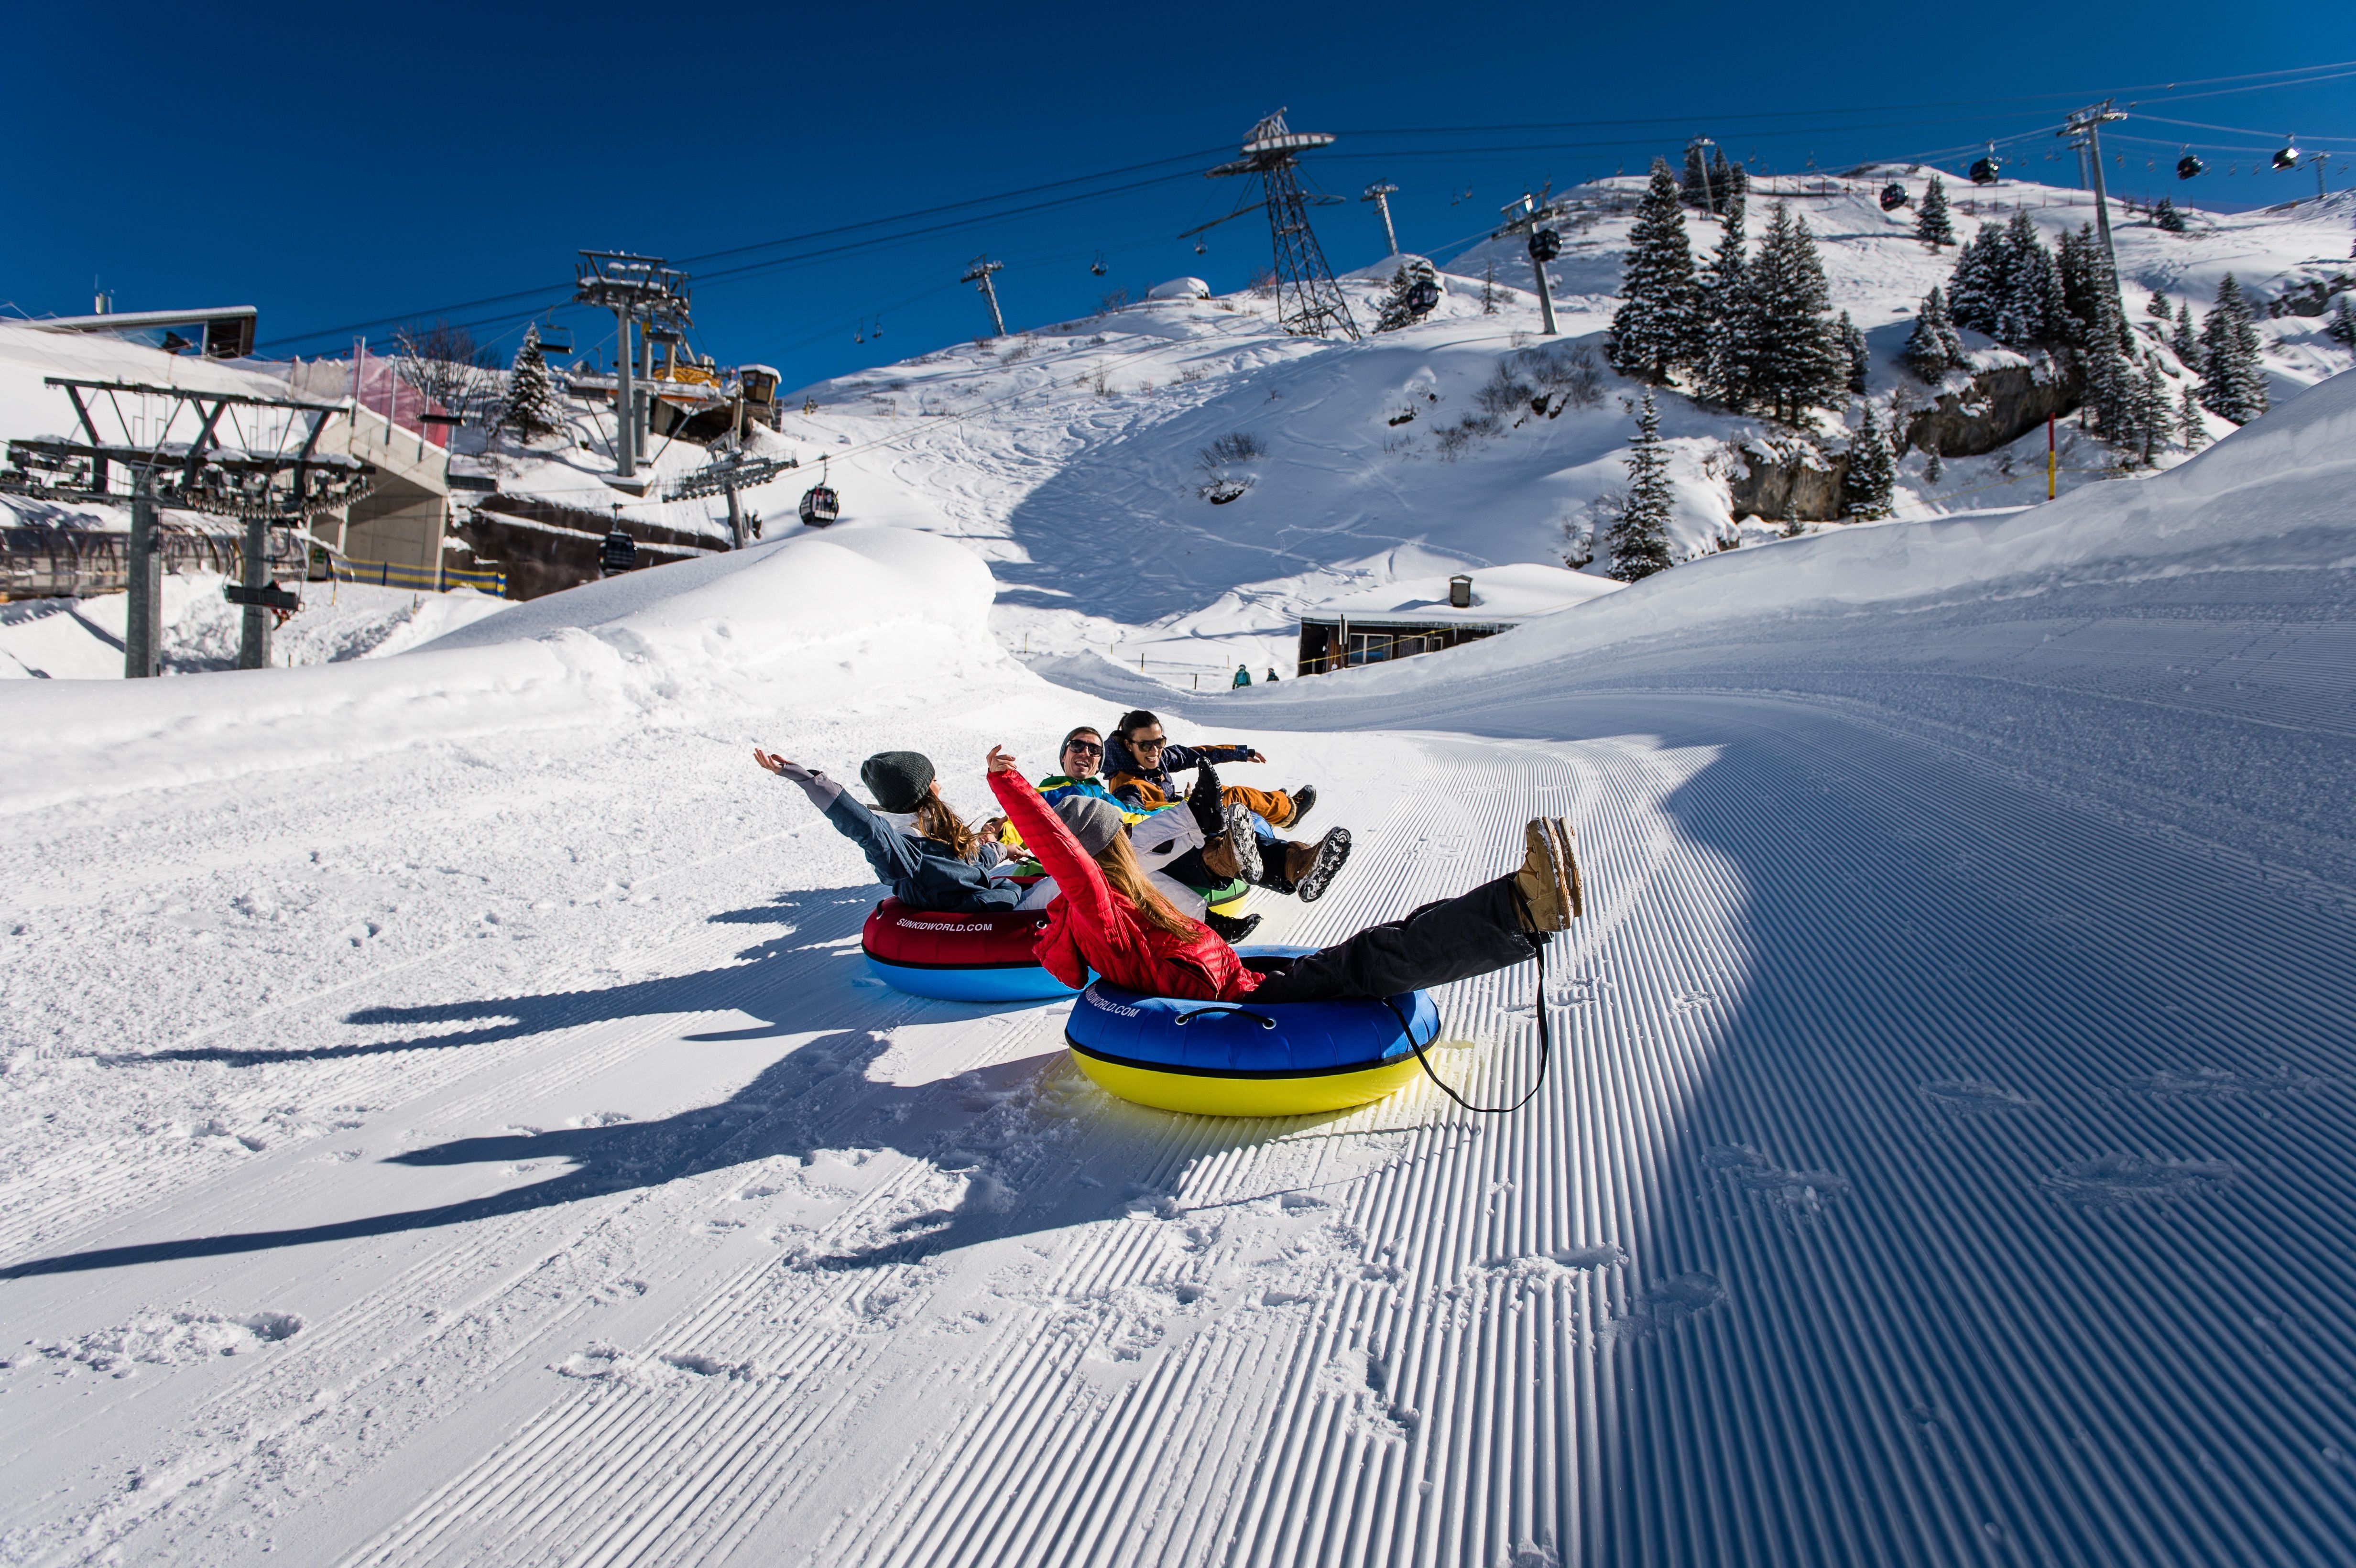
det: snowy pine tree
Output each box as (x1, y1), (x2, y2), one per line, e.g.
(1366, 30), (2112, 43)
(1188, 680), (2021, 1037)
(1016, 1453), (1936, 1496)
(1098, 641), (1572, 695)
(2056, 225), (2113, 348)
(2198, 273), (2269, 424)
(1923, 445), (1943, 484)
(1608, 392), (1677, 581)
(1915, 175), (1955, 250)
(1841, 403), (1896, 519)
(2153, 197), (2187, 234)
(2327, 294), (2356, 348)
(1741, 202), (1846, 424)
(1695, 192), (1750, 407)
(2178, 383), (2208, 448)
(1680, 143), (1746, 214)
(1900, 287), (1964, 381)
(2132, 352), (2172, 465)
(1480, 261), (1499, 316)
(2172, 301), (2199, 364)
(1373, 256), (1441, 333)
(499, 324), (563, 441)
(1841, 311), (1870, 395)
(1948, 216), (2066, 349)
(1607, 161), (1702, 383)
(2147, 288), (2173, 321)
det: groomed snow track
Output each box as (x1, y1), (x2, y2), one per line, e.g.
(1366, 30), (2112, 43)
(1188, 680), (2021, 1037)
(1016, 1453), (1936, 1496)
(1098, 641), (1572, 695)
(8, 691), (2352, 1566)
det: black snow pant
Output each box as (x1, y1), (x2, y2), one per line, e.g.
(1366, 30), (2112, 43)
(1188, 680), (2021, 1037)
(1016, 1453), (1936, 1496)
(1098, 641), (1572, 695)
(1248, 875), (1542, 1003)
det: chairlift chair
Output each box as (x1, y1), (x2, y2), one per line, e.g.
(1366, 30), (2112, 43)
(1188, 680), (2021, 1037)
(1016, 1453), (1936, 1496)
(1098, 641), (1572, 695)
(537, 322), (574, 355)
(2177, 150), (2206, 180)
(2273, 139), (2300, 172)
(1194, 239), (1208, 256)
(1090, 253), (1108, 277)
(1879, 181), (1909, 212)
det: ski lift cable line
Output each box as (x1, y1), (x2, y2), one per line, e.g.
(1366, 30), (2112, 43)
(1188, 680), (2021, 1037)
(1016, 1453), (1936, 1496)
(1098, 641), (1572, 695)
(2133, 112), (2355, 142)
(1331, 60), (2356, 140)
(258, 152), (1226, 349)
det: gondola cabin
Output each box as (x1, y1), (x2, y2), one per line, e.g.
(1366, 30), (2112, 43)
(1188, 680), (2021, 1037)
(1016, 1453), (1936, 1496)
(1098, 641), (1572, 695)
(1879, 182), (1909, 211)
(1968, 155), (2002, 186)
(799, 486), (840, 527)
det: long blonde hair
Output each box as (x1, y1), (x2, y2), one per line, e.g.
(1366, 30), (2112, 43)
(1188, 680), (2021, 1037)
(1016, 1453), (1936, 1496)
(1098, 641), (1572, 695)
(1092, 833), (1202, 939)
(912, 796), (981, 861)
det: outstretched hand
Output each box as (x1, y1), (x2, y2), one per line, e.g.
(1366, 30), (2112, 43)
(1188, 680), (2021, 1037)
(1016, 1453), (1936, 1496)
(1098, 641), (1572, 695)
(752, 748), (796, 776)
(986, 745), (1019, 775)
(1246, 750), (1267, 763)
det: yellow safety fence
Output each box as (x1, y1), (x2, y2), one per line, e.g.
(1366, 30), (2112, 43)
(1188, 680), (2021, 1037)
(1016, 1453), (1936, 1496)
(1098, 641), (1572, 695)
(333, 556), (508, 596)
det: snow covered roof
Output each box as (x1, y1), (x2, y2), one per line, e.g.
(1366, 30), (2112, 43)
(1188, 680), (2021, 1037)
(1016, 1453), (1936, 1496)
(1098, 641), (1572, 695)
(1299, 562), (1621, 627)
(1145, 277), (1210, 301)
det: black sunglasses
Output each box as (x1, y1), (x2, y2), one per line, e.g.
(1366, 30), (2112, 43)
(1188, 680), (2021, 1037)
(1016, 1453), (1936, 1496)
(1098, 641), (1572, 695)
(1065, 740), (1102, 755)
(1132, 735), (1168, 751)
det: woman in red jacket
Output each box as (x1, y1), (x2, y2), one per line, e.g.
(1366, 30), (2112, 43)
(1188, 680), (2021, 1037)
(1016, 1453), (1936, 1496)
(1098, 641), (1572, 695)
(985, 746), (1581, 1004)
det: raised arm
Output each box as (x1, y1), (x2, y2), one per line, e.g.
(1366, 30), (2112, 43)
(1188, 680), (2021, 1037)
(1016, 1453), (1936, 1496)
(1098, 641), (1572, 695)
(987, 750), (1125, 936)
(754, 748), (924, 886)
(1163, 742), (1266, 769)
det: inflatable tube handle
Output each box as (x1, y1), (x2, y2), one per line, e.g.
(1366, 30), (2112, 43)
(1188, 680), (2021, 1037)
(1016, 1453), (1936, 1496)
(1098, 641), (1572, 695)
(1175, 1005), (1279, 1031)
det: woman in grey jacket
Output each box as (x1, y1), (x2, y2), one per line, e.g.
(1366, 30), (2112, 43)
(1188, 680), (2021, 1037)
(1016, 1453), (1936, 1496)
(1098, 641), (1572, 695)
(753, 747), (1023, 914)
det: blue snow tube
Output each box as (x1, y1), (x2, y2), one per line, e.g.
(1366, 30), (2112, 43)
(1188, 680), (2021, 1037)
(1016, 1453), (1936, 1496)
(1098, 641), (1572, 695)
(1064, 947), (1440, 1116)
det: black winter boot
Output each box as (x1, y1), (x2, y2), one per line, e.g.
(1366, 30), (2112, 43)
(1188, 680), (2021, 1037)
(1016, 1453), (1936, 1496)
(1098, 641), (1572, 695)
(1292, 828), (1354, 904)
(1284, 784), (1316, 828)
(1205, 909), (1263, 943)
(1187, 762), (1224, 836)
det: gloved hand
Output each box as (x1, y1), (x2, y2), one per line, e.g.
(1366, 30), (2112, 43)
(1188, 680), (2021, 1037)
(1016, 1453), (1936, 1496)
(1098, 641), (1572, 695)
(753, 749), (842, 809)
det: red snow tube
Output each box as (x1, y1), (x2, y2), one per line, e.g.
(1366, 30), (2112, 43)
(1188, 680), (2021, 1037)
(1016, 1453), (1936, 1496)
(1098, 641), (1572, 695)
(860, 898), (1077, 1002)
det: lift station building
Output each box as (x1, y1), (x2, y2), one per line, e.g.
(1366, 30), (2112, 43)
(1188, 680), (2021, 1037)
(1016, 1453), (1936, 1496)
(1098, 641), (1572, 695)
(1295, 562), (1619, 675)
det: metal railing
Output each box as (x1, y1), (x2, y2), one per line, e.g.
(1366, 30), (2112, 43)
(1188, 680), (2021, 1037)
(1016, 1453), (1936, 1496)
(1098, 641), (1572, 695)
(332, 555), (506, 596)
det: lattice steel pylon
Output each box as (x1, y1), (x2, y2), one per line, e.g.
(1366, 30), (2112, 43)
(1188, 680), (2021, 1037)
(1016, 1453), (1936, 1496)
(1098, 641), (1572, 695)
(1203, 109), (1359, 341)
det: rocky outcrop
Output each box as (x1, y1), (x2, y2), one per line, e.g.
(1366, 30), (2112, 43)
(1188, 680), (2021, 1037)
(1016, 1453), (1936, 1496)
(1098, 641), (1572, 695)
(1898, 350), (2082, 459)
(1728, 434), (1847, 523)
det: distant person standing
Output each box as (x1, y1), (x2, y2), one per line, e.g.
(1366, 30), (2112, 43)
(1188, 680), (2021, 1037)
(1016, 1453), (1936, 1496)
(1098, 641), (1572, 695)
(1266, 668), (1279, 683)
(1232, 665), (1252, 689)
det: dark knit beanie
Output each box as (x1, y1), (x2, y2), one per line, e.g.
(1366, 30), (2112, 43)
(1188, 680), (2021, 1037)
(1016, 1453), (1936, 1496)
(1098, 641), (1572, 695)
(1053, 795), (1124, 857)
(860, 751), (935, 813)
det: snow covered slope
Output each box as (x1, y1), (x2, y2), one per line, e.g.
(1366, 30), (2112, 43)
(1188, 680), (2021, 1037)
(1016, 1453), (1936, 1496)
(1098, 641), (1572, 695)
(2, 338), (2352, 1568)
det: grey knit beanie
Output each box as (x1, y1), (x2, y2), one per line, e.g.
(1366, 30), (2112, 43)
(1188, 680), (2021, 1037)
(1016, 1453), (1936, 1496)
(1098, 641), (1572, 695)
(1053, 795), (1124, 857)
(860, 751), (935, 813)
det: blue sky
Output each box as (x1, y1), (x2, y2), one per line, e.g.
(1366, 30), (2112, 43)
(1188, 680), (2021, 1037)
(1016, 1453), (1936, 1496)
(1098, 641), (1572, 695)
(5, 2), (2349, 392)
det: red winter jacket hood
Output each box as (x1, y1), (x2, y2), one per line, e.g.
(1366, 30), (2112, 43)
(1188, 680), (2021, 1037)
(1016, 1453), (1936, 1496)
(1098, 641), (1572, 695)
(987, 768), (1260, 1002)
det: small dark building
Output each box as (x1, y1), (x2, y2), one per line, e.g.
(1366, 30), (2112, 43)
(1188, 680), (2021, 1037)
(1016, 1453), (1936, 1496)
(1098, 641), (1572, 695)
(1295, 564), (1618, 675)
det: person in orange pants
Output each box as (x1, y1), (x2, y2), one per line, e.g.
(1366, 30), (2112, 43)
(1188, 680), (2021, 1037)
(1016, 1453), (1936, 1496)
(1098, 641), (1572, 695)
(1102, 709), (1350, 898)
(1101, 709), (1313, 828)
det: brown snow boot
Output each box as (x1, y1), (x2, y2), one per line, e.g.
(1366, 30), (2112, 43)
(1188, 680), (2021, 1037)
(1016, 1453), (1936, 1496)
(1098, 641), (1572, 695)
(1514, 818), (1583, 932)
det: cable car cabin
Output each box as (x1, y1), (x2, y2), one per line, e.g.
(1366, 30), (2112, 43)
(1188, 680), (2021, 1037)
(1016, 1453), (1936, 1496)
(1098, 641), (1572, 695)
(2273, 142), (2300, 171)
(600, 530), (638, 573)
(799, 486), (840, 527)
(1879, 182), (1909, 211)
(1405, 278), (1441, 316)
(1968, 156), (2002, 186)
(2177, 153), (2206, 180)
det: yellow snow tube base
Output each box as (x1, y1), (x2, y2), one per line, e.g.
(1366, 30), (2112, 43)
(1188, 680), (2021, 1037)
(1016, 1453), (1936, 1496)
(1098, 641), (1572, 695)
(1067, 1044), (1422, 1117)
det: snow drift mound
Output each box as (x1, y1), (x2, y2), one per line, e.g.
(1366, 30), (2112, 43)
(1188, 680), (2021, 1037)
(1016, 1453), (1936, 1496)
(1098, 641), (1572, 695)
(1215, 370), (2356, 890)
(0, 527), (1008, 815)
(1268, 367), (2356, 702)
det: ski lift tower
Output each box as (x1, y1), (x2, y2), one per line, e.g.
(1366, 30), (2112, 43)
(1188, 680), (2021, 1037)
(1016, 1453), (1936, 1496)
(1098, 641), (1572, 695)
(2, 379), (374, 675)
(574, 251), (692, 483)
(2059, 102), (2128, 283)
(1196, 110), (1359, 341)
(1362, 182), (1402, 257)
